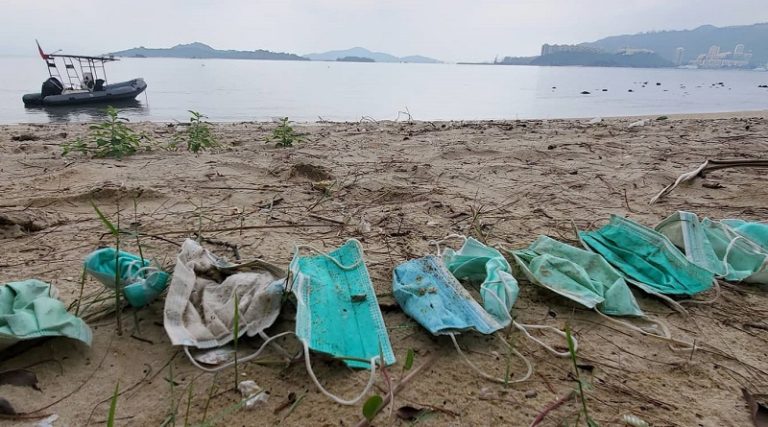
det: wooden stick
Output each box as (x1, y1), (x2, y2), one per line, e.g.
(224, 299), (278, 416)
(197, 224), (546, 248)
(529, 390), (576, 427)
(354, 353), (440, 427)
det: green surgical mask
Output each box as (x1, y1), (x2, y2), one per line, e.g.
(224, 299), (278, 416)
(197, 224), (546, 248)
(511, 236), (643, 317)
(721, 219), (768, 251)
(1, 280), (92, 350)
(657, 212), (768, 284)
(440, 236), (518, 323)
(578, 215), (714, 297)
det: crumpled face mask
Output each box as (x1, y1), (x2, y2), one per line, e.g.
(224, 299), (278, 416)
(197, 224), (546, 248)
(164, 239), (286, 354)
(578, 215), (714, 297)
(289, 239), (395, 404)
(393, 255), (510, 335)
(511, 236), (643, 317)
(84, 247), (169, 308)
(1, 280), (92, 350)
(393, 253), (532, 383)
(440, 236), (518, 323)
(512, 236), (693, 350)
(657, 212), (768, 284)
(721, 219), (768, 251)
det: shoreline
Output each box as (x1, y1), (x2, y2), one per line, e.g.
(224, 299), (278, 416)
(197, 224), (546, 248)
(4, 109), (768, 127)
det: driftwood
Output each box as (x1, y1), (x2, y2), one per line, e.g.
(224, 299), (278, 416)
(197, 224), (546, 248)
(650, 159), (768, 204)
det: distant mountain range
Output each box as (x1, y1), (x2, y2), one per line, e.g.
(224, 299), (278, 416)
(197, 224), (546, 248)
(110, 42), (307, 61)
(583, 23), (768, 66)
(304, 47), (441, 63)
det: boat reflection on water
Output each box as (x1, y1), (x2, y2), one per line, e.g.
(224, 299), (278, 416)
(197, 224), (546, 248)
(24, 99), (149, 123)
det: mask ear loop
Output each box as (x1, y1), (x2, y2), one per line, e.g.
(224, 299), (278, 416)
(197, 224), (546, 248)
(593, 310), (698, 352)
(512, 322), (573, 358)
(183, 330), (296, 373)
(430, 234), (467, 257)
(678, 279), (721, 305)
(293, 244), (364, 270)
(184, 330), (380, 406)
(449, 333), (532, 384)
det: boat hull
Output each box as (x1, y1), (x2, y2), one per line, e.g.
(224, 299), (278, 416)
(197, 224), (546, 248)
(23, 78), (147, 107)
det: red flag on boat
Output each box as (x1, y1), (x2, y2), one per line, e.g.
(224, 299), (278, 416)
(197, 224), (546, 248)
(36, 40), (49, 60)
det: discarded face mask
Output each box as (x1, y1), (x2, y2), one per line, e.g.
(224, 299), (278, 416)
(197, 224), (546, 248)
(721, 219), (768, 251)
(657, 212), (768, 284)
(439, 236), (518, 323)
(84, 247), (169, 308)
(1, 280), (92, 350)
(511, 236), (643, 317)
(290, 239), (395, 404)
(393, 254), (532, 383)
(164, 239), (287, 365)
(578, 215), (714, 297)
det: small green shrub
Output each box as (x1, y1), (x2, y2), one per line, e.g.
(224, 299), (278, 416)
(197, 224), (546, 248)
(62, 106), (149, 158)
(169, 110), (219, 154)
(266, 117), (304, 147)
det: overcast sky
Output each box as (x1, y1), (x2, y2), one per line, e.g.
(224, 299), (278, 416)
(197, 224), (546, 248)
(1, 1), (765, 62)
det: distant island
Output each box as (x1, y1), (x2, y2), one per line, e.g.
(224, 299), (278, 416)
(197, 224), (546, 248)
(304, 47), (440, 63)
(337, 56), (375, 63)
(491, 22), (768, 69)
(110, 42), (307, 61)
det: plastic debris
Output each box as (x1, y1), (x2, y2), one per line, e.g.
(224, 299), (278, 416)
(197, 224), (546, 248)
(588, 117), (602, 124)
(628, 119), (646, 128)
(238, 380), (269, 410)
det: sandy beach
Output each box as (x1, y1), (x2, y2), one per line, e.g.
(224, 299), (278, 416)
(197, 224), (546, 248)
(1, 112), (768, 426)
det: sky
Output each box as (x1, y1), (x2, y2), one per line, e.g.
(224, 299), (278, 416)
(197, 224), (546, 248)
(1, 1), (766, 62)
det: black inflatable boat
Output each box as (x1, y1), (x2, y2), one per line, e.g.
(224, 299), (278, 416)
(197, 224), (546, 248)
(22, 41), (147, 108)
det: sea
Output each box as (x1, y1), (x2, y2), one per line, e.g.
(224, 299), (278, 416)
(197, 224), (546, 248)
(0, 56), (766, 124)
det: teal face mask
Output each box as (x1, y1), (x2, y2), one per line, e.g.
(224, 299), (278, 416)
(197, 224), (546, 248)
(578, 215), (714, 297)
(721, 219), (768, 251)
(440, 236), (518, 323)
(657, 212), (768, 284)
(290, 239), (395, 368)
(290, 239), (395, 403)
(84, 247), (169, 308)
(511, 236), (643, 317)
(1, 280), (92, 350)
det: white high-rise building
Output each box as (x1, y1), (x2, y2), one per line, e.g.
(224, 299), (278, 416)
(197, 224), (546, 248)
(675, 47), (685, 65)
(707, 45), (721, 59)
(734, 44), (745, 57)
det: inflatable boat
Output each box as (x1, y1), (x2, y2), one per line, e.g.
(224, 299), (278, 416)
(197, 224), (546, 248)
(22, 41), (147, 108)
(23, 77), (146, 106)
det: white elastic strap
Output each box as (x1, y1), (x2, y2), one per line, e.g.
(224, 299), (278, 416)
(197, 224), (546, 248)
(594, 310), (696, 352)
(301, 339), (379, 405)
(449, 333), (532, 384)
(679, 279), (721, 305)
(429, 234), (467, 257)
(185, 331), (379, 406)
(184, 330), (295, 373)
(512, 321), (573, 358)
(293, 244), (363, 270)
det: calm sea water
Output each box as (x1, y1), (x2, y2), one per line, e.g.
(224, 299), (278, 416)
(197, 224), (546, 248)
(0, 56), (766, 124)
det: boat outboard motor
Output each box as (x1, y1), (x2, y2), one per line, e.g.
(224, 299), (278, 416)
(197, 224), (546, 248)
(94, 79), (106, 91)
(41, 77), (63, 97)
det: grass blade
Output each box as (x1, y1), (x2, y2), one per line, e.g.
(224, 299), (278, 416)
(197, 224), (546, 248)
(107, 381), (119, 427)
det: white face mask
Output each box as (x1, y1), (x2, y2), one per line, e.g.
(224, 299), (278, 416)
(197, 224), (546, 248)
(164, 239), (286, 350)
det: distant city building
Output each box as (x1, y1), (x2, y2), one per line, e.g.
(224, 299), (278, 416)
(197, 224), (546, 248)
(540, 44), (602, 56)
(675, 47), (685, 66)
(691, 44), (752, 68)
(618, 48), (655, 55)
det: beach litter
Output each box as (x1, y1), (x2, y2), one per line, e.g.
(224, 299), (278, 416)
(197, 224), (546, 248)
(0, 280), (92, 350)
(628, 119), (646, 128)
(238, 380), (269, 410)
(650, 159), (768, 204)
(164, 239), (287, 370)
(84, 247), (169, 308)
